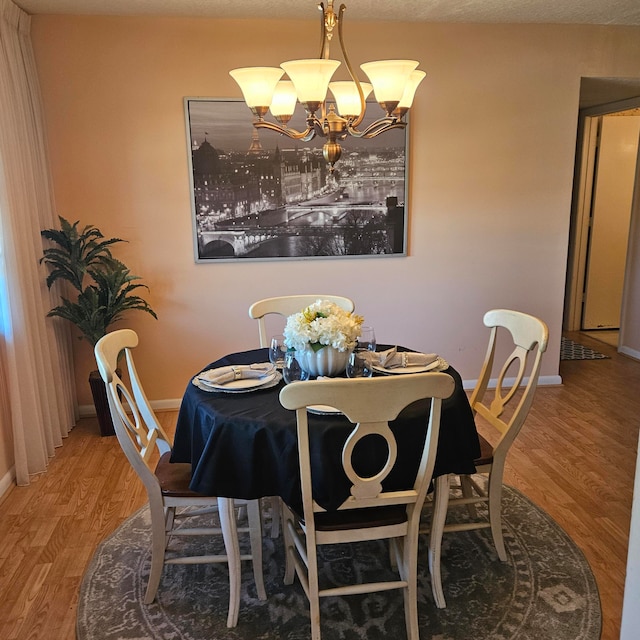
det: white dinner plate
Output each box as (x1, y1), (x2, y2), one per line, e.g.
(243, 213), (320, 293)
(372, 357), (448, 375)
(307, 404), (343, 416)
(193, 366), (279, 393)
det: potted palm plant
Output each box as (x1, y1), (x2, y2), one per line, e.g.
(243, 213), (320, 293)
(41, 216), (157, 435)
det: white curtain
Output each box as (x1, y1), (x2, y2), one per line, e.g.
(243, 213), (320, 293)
(0, 0), (76, 486)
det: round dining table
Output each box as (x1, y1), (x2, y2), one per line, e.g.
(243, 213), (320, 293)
(170, 347), (481, 513)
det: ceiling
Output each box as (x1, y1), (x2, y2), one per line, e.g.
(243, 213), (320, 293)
(14, 0), (640, 109)
(12, 0), (640, 25)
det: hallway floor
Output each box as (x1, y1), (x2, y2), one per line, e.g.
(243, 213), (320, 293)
(580, 329), (619, 348)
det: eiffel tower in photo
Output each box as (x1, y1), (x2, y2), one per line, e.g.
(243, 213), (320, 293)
(247, 128), (263, 155)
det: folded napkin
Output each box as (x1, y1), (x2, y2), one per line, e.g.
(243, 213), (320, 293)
(367, 347), (439, 369)
(199, 363), (275, 386)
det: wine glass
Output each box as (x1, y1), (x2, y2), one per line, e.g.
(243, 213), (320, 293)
(346, 351), (373, 378)
(269, 335), (286, 369)
(282, 351), (310, 384)
(358, 326), (376, 352)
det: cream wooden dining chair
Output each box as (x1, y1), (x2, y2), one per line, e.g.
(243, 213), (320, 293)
(279, 373), (455, 640)
(425, 309), (548, 608)
(248, 294), (355, 348)
(248, 293), (355, 538)
(94, 329), (266, 628)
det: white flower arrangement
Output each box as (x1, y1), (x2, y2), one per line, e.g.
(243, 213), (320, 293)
(283, 299), (364, 353)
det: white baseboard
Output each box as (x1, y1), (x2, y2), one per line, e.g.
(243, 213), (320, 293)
(0, 466), (16, 502)
(620, 345), (640, 361)
(462, 374), (563, 391)
(78, 398), (182, 417)
(538, 374), (563, 387)
(151, 399), (183, 412)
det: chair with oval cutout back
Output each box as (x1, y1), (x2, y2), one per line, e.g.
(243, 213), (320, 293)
(279, 373), (455, 640)
(94, 329), (266, 627)
(423, 309), (549, 608)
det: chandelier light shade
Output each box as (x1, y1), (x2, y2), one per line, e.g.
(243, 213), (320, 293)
(269, 81), (298, 124)
(229, 0), (426, 170)
(280, 59), (341, 108)
(329, 81), (373, 118)
(398, 70), (427, 115)
(228, 67), (284, 116)
(360, 60), (419, 114)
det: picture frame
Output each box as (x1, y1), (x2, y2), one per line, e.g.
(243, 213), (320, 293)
(184, 97), (408, 262)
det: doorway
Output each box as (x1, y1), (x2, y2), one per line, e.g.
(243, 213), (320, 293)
(582, 113), (640, 335)
(564, 81), (640, 353)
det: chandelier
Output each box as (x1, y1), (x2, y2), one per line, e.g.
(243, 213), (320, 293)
(229, 0), (425, 171)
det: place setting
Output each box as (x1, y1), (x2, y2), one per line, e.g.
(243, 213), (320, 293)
(192, 362), (281, 393)
(365, 346), (449, 375)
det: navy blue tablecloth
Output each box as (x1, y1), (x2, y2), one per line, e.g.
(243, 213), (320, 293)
(171, 348), (480, 512)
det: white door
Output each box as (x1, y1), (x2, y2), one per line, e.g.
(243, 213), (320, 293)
(582, 115), (640, 330)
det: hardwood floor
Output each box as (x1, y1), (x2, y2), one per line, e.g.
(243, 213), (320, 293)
(505, 331), (639, 640)
(0, 334), (637, 639)
(580, 329), (620, 348)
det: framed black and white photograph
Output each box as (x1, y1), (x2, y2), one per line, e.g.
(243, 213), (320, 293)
(185, 97), (408, 262)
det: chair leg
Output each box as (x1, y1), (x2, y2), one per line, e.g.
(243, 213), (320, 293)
(487, 472), (507, 561)
(145, 502), (169, 605)
(401, 529), (419, 640)
(164, 505), (176, 538)
(460, 475), (479, 519)
(237, 503), (247, 521)
(428, 474), (450, 609)
(218, 497), (241, 628)
(270, 496), (281, 538)
(307, 542), (322, 640)
(246, 499), (267, 600)
(389, 537), (399, 569)
(281, 503), (296, 585)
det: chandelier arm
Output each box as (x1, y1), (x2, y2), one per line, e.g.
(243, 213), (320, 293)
(319, 2), (329, 58)
(337, 3), (366, 129)
(254, 120), (318, 142)
(346, 117), (406, 139)
(360, 121), (406, 138)
(317, 1), (336, 129)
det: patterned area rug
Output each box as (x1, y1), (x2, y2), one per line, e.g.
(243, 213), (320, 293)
(77, 484), (601, 640)
(561, 337), (609, 360)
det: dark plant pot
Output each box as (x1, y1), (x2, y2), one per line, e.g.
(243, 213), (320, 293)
(88, 370), (116, 437)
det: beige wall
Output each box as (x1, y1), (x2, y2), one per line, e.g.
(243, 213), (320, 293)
(24, 16), (640, 416)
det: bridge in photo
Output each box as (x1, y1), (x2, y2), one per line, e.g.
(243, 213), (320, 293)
(198, 221), (388, 257)
(198, 227), (280, 257)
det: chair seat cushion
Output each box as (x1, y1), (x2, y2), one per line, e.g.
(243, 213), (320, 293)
(155, 452), (206, 497)
(474, 434), (494, 466)
(312, 505), (408, 531)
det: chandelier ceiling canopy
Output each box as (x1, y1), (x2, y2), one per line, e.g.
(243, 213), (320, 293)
(229, 0), (425, 171)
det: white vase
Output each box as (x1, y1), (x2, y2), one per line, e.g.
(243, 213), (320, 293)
(295, 345), (351, 377)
